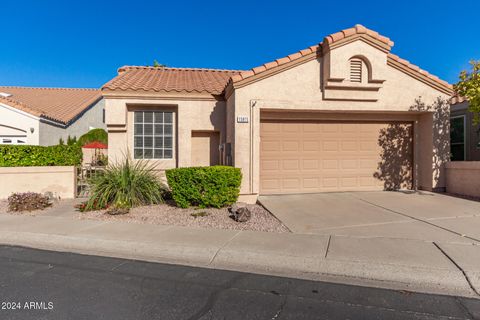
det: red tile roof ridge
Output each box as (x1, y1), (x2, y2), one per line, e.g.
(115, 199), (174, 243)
(230, 44), (320, 83)
(118, 65), (244, 73)
(387, 53), (452, 89)
(324, 24), (394, 47)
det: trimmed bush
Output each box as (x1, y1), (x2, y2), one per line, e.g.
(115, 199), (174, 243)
(0, 145), (82, 167)
(8, 192), (52, 212)
(84, 157), (165, 211)
(166, 166), (242, 208)
(78, 128), (108, 147)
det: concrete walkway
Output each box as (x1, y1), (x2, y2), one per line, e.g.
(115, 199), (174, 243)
(0, 211), (479, 298)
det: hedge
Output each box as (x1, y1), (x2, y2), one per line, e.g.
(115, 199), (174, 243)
(78, 128), (108, 147)
(166, 166), (242, 208)
(0, 145), (83, 167)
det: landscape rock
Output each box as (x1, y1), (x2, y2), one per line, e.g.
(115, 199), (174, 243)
(229, 203), (252, 222)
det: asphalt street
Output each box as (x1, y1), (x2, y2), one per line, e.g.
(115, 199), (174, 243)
(0, 245), (478, 320)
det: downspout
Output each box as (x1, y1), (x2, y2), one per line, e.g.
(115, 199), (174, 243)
(249, 100), (257, 194)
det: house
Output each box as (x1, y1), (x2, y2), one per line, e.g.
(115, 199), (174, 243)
(450, 96), (480, 161)
(0, 86), (105, 145)
(102, 25), (453, 203)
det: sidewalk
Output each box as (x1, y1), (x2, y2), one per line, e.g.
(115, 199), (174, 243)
(0, 211), (479, 298)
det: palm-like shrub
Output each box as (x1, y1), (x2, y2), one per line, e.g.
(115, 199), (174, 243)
(84, 157), (165, 211)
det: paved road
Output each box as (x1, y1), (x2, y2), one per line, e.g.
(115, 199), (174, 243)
(0, 246), (478, 320)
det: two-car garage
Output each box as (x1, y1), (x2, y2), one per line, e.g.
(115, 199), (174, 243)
(259, 117), (414, 194)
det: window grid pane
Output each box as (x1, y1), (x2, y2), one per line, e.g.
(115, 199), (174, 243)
(134, 111), (173, 159)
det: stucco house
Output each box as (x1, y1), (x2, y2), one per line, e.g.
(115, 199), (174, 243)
(450, 96), (480, 161)
(102, 25), (453, 203)
(0, 86), (105, 145)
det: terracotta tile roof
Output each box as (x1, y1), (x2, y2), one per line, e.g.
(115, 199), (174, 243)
(103, 25), (451, 96)
(0, 86), (101, 125)
(324, 24), (394, 47)
(229, 24), (451, 94)
(102, 66), (241, 95)
(387, 54), (452, 91)
(450, 95), (467, 105)
(230, 24), (393, 84)
(230, 45), (320, 83)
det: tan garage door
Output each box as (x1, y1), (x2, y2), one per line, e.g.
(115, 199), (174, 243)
(260, 120), (413, 194)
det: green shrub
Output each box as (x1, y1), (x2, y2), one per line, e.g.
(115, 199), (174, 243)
(84, 157), (165, 211)
(166, 166), (242, 208)
(0, 145), (82, 167)
(78, 128), (108, 147)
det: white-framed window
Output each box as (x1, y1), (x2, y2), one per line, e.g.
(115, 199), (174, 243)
(0, 137), (27, 145)
(450, 115), (466, 161)
(133, 111), (173, 159)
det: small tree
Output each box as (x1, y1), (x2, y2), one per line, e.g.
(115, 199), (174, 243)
(153, 59), (166, 68)
(454, 60), (480, 123)
(67, 135), (77, 146)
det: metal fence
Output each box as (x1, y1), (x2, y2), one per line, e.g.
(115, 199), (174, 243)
(76, 165), (106, 198)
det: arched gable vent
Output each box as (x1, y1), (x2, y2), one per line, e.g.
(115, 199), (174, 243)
(349, 58), (364, 83)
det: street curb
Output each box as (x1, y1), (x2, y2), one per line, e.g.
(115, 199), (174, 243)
(0, 230), (477, 298)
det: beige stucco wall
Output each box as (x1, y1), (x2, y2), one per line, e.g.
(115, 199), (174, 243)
(229, 43), (450, 196)
(39, 99), (106, 146)
(0, 103), (40, 145)
(82, 148), (107, 165)
(446, 161), (480, 198)
(0, 166), (76, 199)
(105, 96), (225, 171)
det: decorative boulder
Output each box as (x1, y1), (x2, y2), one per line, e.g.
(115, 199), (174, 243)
(106, 207), (129, 216)
(229, 203), (251, 222)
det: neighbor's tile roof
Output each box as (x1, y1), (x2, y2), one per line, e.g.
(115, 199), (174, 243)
(102, 66), (242, 95)
(0, 86), (102, 125)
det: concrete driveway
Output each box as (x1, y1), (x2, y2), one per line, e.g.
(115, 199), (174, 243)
(258, 191), (480, 243)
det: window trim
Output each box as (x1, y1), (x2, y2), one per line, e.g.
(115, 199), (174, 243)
(132, 110), (174, 160)
(450, 115), (466, 161)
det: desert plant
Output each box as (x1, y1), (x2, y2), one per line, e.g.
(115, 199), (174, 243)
(84, 157), (165, 211)
(166, 166), (242, 208)
(8, 192), (52, 212)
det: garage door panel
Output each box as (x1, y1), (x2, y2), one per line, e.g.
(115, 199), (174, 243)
(260, 120), (413, 194)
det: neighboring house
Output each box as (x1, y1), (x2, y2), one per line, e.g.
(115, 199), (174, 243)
(102, 24), (453, 202)
(450, 96), (480, 161)
(0, 87), (105, 145)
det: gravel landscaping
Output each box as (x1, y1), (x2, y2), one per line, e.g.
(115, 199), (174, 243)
(79, 201), (290, 233)
(0, 200), (7, 214)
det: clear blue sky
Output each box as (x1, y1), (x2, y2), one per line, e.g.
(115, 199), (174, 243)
(1, 0), (478, 88)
